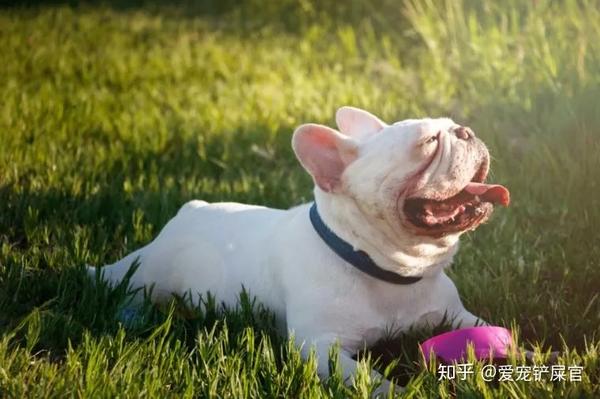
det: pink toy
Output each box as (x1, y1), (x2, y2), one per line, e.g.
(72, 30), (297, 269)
(420, 326), (514, 364)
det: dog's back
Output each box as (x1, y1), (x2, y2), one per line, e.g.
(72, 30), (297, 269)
(88, 200), (290, 312)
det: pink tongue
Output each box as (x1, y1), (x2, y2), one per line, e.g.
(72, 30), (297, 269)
(464, 183), (510, 206)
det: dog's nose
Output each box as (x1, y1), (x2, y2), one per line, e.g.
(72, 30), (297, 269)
(454, 126), (474, 140)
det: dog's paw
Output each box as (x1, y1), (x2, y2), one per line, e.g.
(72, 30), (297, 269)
(372, 379), (403, 398)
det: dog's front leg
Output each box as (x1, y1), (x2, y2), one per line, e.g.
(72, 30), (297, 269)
(294, 335), (398, 397)
(451, 308), (488, 328)
(435, 274), (488, 329)
(415, 307), (488, 331)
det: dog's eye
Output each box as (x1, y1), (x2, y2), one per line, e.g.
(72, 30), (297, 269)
(425, 135), (438, 144)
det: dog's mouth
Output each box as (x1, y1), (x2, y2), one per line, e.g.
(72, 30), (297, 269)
(403, 173), (510, 237)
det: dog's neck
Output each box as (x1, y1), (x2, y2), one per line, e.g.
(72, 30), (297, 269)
(313, 189), (459, 278)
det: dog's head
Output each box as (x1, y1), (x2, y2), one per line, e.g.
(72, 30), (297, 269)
(292, 107), (509, 241)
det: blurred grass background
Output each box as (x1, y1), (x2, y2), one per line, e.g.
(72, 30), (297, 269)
(0, 0), (599, 397)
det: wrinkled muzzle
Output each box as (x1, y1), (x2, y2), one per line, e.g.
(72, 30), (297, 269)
(401, 134), (509, 237)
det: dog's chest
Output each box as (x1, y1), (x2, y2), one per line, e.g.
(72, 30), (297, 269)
(363, 279), (445, 329)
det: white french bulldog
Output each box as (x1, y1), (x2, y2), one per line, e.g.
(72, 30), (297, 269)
(88, 106), (509, 394)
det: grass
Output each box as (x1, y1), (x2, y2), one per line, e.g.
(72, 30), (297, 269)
(0, 0), (599, 397)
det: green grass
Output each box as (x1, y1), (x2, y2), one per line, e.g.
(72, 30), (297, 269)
(1, 0), (599, 397)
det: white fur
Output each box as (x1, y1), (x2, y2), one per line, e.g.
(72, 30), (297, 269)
(88, 107), (487, 394)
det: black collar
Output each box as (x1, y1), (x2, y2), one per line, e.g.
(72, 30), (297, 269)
(309, 203), (422, 285)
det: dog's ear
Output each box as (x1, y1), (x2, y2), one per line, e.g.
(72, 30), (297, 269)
(292, 123), (358, 193)
(336, 106), (387, 139)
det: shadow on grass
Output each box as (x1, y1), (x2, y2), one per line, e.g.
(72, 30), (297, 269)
(0, 122), (308, 251)
(1, 0), (412, 38)
(0, 122), (310, 350)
